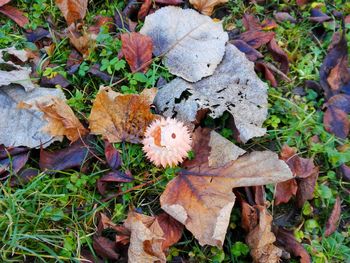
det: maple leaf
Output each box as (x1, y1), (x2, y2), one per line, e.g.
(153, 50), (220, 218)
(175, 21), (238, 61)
(124, 211), (166, 263)
(55, 0), (88, 25)
(242, 202), (282, 263)
(189, 0), (228, 16)
(121, 32), (153, 73)
(36, 97), (87, 142)
(160, 128), (292, 247)
(89, 87), (157, 143)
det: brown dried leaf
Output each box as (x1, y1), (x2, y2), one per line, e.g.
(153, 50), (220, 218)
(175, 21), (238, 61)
(254, 61), (278, 87)
(37, 98), (87, 142)
(242, 14), (262, 31)
(138, 0), (152, 20)
(156, 213), (183, 251)
(325, 196), (341, 237)
(274, 12), (297, 24)
(231, 39), (264, 61)
(267, 38), (289, 74)
(189, 0), (228, 16)
(124, 211), (166, 263)
(325, 94), (350, 113)
(274, 227), (311, 263)
(238, 30), (275, 49)
(55, 0), (88, 25)
(243, 204), (282, 263)
(323, 106), (350, 139)
(89, 87), (157, 143)
(274, 179), (298, 205)
(160, 128), (292, 247)
(0, 4), (29, 28)
(93, 236), (120, 260)
(296, 167), (319, 208)
(68, 27), (94, 58)
(104, 140), (122, 170)
(121, 32), (153, 73)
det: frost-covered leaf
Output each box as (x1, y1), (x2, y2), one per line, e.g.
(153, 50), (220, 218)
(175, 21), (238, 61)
(0, 86), (65, 148)
(160, 128), (293, 247)
(155, 44), (268, 142)
(140, 6), (228, 82)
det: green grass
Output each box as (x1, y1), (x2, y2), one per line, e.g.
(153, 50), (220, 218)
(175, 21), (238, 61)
(0, 0), (350, 262)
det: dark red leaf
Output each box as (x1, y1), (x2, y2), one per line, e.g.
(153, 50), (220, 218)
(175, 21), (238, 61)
(81, 249), (104, 263)
(10, 168), (39, 187)
(66, 50), (83, 74)
(274, 227), (311, 263)
(138, 0), (152, 20)
(104, 140), (122, 170)
(0, 4), (29, 28)
(238, 30), (275, 49)
(324, 94), (350, 113)
(156, 213), (183, 251)
(296, 0), (308, 6)
(274, 12), (297, 24)
(25, 28), (51, 43)
(323, 106), (350, 139)
(39, 136), (95, 171)
(296, 167), (319, 208)
(0, 0), (11, 7)
(121, 32), (153, 73)
(275, 179), (298, 205)
(325, 196), (341, 237)
(231, 40), (263, 61)
(0, 146), (28, 159)
(0, 151), (30, 176)
(255, 61), (278, 87)
(309, 8), (331, 23)
(320, 31), (350, 98)
(99, 171), (134, 183)
(267, 38), (289, 74)
(242, 14), (262, 31)
(93, 236), (120, 260)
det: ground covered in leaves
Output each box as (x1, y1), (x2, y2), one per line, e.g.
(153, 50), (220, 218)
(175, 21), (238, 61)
(0, 0), (350, 262)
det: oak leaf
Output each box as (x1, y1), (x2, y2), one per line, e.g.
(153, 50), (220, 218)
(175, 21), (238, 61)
(89, 87), (157, 143)
(140, 7), (228, 82)
(160, 128), (293, 247)
(121, 32), (153, 73)
(37, 98), (87, 142)
(124, 211), (166, 263)
(55, 0), (88, 25)
(189, 0), (228, 16)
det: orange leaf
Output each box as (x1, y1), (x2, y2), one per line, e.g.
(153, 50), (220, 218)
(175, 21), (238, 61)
(0, 4), (29, 28)
(37, 98), (88, 142)
(121, 32), (153, 73)
(189, 0), (228, 16)
(55, 0), (88, 25)
(88, 87), (157, 143)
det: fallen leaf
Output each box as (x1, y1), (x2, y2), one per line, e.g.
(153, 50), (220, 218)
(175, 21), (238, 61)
(320, 31), (350, 98)
(66, 50), (83, 74)
(36, 98), (87, 142)
(254, 61), (278, 87)
(98, 171), (134, 184)
(324, 94), (350, 113)
(0, 146), (30, 177)
(154, 44), (268, 143)
(67, 27), (94, 58)
(309, 8), (331, 23)
(0, 0), (11, 6)
(104, 140), (122, 170)
(243, 205), (282, 263)
(325, 196), (341, 237)
(242, 14), (262, 31)
(274, 12), (297, 24)
(40, 74), (70, 89)
(261, 18), (278, 30)
(296, 167), (319, 208)
(274, 227), (311, 263)
(81, 249), (104, 263)
(160, 128), (292, 247)
(0, 4), (29, 28)
(25, 27), (51, 43)
(55, 0), (88, 25)
(89, 87), (157, 143)
(156, 213), (183, 251)
(124, 211), (166, 263)
(10, 168), (39, 187)
(340, 164), (350, 181)
(231, 39), (264, 61)
(93, 236), (120, 260)
(39, 136), (94, 171)
(296, 0), (308, 6)
(88, 16), (114, 36)
(140, 6), (228, 82)
(238, 30), (275, 49)
(138, 0), (152, 20)
(189, 0), (228, 16)
(274, 179), (298, 205)
(154, 0), (183, 4)
(121, 32), (153, 73)
(88, 64), (116, 82)
(323, 106), (350, 139)
(267, 38), (289, 74)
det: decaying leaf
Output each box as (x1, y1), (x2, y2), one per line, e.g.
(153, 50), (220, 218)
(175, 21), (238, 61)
(67, 26), (95, 57)
(0, 145), (30, 177)
(140, 6), (228, 82)
(37, 98), (87, 142)
(274, 179), (298, 206)
(323, 106), (350, 139)
(238, 30), (275, 49)
(89, 87), (157, 143)
(325, 196), (341, 237)
(160, 128), (292, 247)
(55, 0), (88, 25)
(121, 32), (153, 73)
(254, 61), (278, 87)
(155, 44), (268, 143)
(124, 211), (166, 263)
(274, 227), (311, 263)
(242, 204), (282, 263)
(267, 38), (289, 74)
(156, 213), (183, 251)
(189, 0), (228, 16)
(231, 39), (264, 61)
(274, 12), (297, 24)
(104, 140), (122, 170)
(0, 4), (29, 28)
